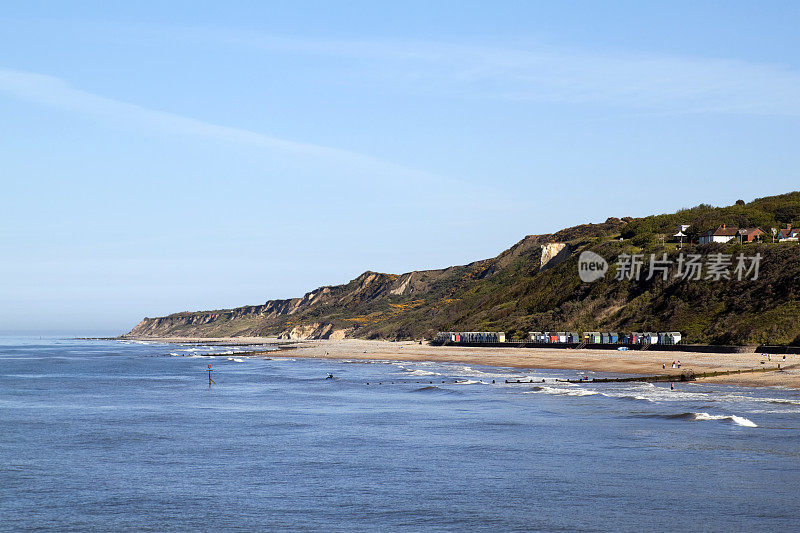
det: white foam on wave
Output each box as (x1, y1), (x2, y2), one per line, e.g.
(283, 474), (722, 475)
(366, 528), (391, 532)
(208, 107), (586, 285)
(692, 412), (758, 427)
(766, 398), (800, 405)
(526, 386), (598, 397)
(617, 386), (800, 410)
(398, 367), (440, 377)
(226, 357), (245, 362)
(438, 363), (535, 380)
(602, 393), (656, 402)
(449, 365), (496, 378)
(742, 408), (796, 415)
(616, 387), (715, 404)
(453, 379), (485, 385)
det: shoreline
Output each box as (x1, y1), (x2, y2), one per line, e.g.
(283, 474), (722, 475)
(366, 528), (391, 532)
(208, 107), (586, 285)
(106, 336), (289, 347)
(120, 337), (800, 388)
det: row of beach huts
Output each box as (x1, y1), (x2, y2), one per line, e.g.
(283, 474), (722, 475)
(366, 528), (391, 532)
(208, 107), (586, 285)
(435, 331), (682, 345)
(528, 331), (682, 345)
(436, 331), (507, 343)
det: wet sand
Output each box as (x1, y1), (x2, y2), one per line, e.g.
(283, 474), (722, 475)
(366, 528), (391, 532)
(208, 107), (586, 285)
(124, 337), (800, 388)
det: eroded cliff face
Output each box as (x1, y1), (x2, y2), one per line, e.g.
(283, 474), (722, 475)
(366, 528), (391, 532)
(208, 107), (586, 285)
(276, 323), (353, 340)
(122, 195), (800, 345)
(123, 267), (464, 340)
(540, 243), (571, 270)
(122, 233), (554, 341)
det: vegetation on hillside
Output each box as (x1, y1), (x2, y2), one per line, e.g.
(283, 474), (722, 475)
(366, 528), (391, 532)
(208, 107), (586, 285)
(126, 192), (800, 345)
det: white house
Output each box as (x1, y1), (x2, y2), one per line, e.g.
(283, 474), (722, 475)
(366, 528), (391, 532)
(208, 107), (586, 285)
(698, 225), (739, 244)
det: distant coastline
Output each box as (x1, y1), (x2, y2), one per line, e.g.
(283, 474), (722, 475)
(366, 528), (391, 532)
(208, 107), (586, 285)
(118, 336), (800, 389)
(89, 335), (291, 347)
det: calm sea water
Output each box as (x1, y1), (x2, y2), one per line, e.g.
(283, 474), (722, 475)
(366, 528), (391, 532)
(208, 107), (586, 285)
(2, 337), (799, 532)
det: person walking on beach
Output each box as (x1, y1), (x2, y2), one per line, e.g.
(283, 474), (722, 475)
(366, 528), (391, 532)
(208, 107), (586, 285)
(662, 363), (666, 370)
(672, 361), (676, 369)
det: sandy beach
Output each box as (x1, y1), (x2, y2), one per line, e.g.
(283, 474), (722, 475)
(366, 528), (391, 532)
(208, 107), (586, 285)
(125, 337), (800, 388)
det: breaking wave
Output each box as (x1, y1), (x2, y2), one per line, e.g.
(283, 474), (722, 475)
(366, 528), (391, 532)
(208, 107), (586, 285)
(766, 398), (800, 405)
(644, 412), (757, 427)
(400, 368), (441, 377)
(692, 412), (758, 427)
(526, 386), (598, 397)
(602, 393), (656, 402)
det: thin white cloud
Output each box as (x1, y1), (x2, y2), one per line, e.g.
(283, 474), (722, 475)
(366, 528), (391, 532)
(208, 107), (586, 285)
(5, 19), (800, 115)
(0, 66), (514, 210)
(200, 30), (800, 116)
(0, 67), (381, 165)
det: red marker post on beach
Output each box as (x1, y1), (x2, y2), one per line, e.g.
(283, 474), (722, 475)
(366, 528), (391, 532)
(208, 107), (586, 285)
(207, 364), (215, 386)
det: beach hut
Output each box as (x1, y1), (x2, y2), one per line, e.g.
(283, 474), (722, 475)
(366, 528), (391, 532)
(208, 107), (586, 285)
(584, 332), (601, 344)
(665, 332), (682, 345)
(644, 332), (659, 344)
(608, 332), (619, 344)
(567, 332), (580, 343)
(557, 332), (568, 343)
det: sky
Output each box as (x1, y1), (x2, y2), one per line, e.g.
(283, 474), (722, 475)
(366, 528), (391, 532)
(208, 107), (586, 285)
(2, 1), (799, 334)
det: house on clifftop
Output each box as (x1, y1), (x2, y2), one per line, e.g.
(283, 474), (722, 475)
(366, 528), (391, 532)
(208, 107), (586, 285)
(777, 225), (799, 242)
(698, 225), (739, 244)
(737, 227), (765, 242)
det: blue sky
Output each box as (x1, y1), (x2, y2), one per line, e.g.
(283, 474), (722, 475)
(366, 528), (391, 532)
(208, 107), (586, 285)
(2, 1), (799, 334)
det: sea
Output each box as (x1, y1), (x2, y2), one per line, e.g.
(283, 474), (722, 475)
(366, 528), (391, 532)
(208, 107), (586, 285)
(2, 337), (799, 532)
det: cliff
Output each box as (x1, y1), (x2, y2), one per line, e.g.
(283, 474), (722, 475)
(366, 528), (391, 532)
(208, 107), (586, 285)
(125, 192), (800, 345)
